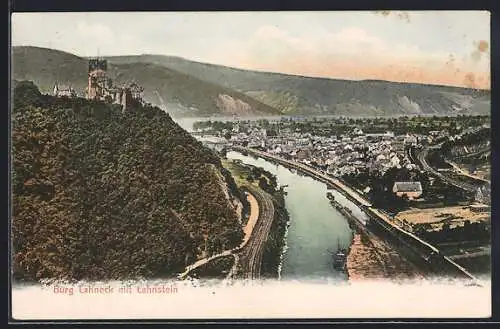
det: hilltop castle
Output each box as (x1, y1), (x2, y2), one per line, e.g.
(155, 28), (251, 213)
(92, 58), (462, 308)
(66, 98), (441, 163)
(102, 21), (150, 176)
(85, 58), (144, 111)
(51, 57), (144, 112)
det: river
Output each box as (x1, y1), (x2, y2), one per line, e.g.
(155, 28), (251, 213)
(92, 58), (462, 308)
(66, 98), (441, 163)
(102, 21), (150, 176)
(226, 151), (370, 283)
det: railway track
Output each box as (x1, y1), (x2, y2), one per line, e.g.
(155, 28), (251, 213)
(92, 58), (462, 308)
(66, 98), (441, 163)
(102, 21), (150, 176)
(178, 185), (275, 280)
(236, 185), (275, 279)
(409, 146), (478, 193)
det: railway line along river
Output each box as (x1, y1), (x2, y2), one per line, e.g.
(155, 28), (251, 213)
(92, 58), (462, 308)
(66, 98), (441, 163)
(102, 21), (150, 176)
(226, 151), (369, 283)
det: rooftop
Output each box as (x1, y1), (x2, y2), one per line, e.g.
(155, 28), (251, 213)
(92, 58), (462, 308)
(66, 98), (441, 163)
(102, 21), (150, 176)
(393, 181), (423, 192)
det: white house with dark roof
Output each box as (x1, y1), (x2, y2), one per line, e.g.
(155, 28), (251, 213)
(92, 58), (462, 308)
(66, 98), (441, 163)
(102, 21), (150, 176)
(392, 181), (423, 200)
(53, 82), (76, 98)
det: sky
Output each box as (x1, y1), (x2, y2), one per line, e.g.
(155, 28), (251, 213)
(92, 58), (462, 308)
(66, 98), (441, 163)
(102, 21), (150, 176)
(11, 11), (491, 89)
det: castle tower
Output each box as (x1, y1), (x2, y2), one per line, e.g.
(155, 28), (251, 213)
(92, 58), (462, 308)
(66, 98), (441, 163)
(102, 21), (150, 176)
(87, 58), (108, 100)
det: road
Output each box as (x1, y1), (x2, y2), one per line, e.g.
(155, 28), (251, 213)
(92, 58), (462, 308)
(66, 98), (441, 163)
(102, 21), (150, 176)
(178, 186), (272, 280)
(241, 191), (259, 247)
(448, 248), (490, 260)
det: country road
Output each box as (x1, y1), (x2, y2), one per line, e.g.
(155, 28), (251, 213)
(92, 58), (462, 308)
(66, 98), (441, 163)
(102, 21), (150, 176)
(241, 191), (259, 247)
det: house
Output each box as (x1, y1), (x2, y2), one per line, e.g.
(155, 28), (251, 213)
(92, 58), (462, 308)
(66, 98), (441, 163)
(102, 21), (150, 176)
(296, 148), (312, 160)
(53, 82), (76, 98)
(475, 184), (491, 205)
(392, 181), (423, 200)
(469, 204), (490, 213)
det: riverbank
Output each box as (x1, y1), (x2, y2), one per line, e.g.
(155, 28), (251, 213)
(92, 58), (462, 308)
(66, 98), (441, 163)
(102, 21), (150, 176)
(326, 194), (422, 281)
(346, 231), (424, 281)
(237, 147), (433, 281)
(222, 158), (290, 278)
(226, 151), (352, 280)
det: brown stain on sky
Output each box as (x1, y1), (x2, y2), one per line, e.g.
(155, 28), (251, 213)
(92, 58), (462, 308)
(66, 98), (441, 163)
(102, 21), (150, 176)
(477, 40), (489, 52)
(445, 54), (455, 67)
(374, 11), (410, 23)
(471, 40), (489, 62)
(464, 72), (477, 89)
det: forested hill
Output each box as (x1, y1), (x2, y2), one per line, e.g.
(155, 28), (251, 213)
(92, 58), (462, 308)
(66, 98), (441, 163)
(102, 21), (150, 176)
(11, 81), (245, 282)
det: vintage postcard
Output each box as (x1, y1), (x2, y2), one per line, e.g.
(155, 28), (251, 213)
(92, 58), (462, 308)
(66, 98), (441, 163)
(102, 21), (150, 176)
(10, 11), (491, 321)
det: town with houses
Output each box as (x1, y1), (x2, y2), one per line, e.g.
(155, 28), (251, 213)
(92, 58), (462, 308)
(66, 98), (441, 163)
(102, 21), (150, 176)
(198, 118), (489, 203)
(195, 115), (491, 272)
(232, 125), (421, 179)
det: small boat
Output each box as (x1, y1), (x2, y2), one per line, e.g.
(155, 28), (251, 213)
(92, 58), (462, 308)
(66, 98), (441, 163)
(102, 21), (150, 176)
(333, 250), (347, 270)
(331, 239), (347, 270)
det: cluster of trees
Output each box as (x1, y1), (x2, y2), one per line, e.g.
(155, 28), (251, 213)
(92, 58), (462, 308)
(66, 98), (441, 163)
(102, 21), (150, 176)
(260, 190), (289, 278)
(342, 167), (426, 213)
(441, 127), (490, 158)
(192, 120), (233, 132)
(414, 220), (490, 245)
(342, 163), (472, 213)
(12, 81), (244, 282)
(242, 164), (278, 195)
(220, 166), (250, 223)
(200, 115), (491, 139)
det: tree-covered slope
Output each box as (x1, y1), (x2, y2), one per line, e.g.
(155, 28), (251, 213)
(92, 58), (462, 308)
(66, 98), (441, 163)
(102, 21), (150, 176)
(11, 81), (245, 282)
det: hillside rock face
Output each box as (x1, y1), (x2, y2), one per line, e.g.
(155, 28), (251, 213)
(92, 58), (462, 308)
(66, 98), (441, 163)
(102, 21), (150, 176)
(215, 93), (252, 116)
(11, 81), (244, 282)
(397, 96), (422, 114)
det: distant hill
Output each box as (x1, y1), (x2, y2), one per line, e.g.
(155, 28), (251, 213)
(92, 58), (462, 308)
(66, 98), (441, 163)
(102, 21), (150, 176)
(105, 54), (491, 117)
(12, 46), (281, 118)
(12, 46), (490, 118)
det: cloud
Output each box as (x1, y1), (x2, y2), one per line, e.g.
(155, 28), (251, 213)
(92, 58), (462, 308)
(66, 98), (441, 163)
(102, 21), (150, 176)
(11, 12), (490, 89)
(69, 20), (141, 56)
(221, 25), (490, 89)
(244, 25), (443, 65)
(76, 21), (115, 41)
